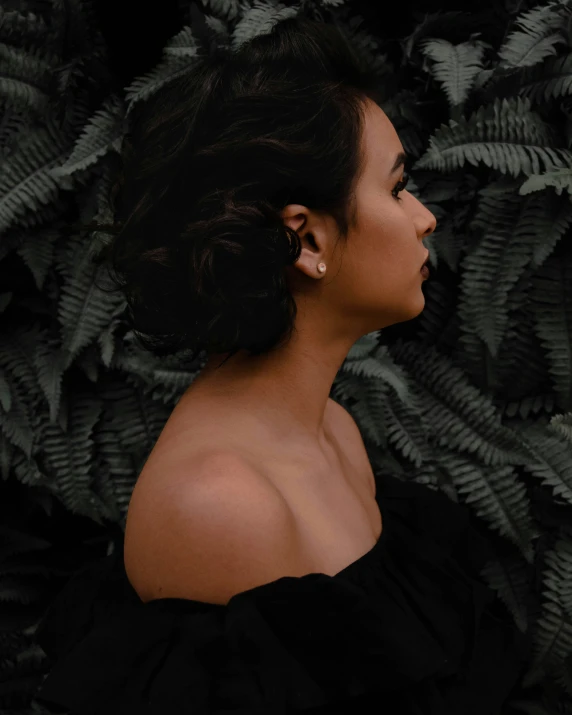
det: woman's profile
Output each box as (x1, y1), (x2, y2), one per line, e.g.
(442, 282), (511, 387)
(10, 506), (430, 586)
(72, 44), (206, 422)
(34, 14), (531, 715)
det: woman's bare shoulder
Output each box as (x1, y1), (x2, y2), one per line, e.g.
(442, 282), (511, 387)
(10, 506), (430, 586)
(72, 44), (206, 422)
(124, 450), (303, 605)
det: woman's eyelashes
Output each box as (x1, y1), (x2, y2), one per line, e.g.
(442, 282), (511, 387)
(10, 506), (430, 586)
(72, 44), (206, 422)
(391, 172), (410, 201)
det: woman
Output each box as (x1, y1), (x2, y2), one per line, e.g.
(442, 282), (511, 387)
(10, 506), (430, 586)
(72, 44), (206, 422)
(34, 14), (530, 715)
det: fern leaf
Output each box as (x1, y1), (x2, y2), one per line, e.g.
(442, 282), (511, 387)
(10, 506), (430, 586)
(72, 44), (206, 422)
(201, 0), (241, 22)
(343, 343), (430, 460)
(203, 14), (231, 42)
(0, 5), (51, 46)
(331, 370), (388, 448)
(124, 50), (198, 115)
(231, 1), (299, 50)
(519, 52), (572, 105)
(40, 391), (102, 519)
(0, 119), (74, 235)
(0, 368), (11, 413)
(11, 451), (50, 488)
(498, 2), (569, 69)
(0, 327), (43, 394)
(455, 463), (537, 562)
(520, 167), (572, 197)
(50, 94), (125, 178)
(15, 226), (58, 291)
(480, 552), (532, 633)
(97, 318), (121, 369)
(419, 38), (487, 107)
(459, 187), (563, 356)
(549, 412), (572, 444)
(163, 24), (209, 57)
(528, 538), (572, 690)
(388, 340), (539, 467)
(0, 383), (34, 458)
(493, 311), (553, 407)
(147, 364), (201, 404)
(32, 332), (66, 424)
(414, 97), (572, 177)
(103, 383), (171, 460)
(382, 390), (432, 468)
(516, 419), (572, 509)
(56, 234), (126, 368)
(341, 353), (412, 404)
(0, 328), (45, 456)
(0, 41), (53, 114)
(530, 258), (572, 407)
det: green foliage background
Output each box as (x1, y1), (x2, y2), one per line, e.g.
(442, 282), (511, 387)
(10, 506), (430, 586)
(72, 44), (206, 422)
(0, 0), (572, 712)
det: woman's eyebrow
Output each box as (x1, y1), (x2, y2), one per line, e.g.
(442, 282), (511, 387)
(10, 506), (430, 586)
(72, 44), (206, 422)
(389, 151), (407, 175)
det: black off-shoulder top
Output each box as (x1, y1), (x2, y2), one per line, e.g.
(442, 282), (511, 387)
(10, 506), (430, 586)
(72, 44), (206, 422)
(33, 470), (531, 715)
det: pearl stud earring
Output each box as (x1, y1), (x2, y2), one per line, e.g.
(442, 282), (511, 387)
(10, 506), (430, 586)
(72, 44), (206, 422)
(317, 262), (327, 274)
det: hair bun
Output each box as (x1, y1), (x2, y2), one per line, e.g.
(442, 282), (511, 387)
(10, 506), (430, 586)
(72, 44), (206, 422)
(91, 15), (383, 365)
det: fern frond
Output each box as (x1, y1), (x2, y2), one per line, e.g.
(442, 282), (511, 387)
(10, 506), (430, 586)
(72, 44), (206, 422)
(414, 97), (572, 177)
(0, 42), (54, 114)
(419, 38), (487, 107)
(402, 10), (480, 62)
(549, 412), (572, 444)
(94, 381), (155, 522)
(459, 187), (563, 356)
(231, 1), (299, 50)
(102, 382), (171, 461)
(345, 333), (379, 361)
(517, 421), (572, 508)
(520, 167), (572, 198)
(40, 391), (102, 519)
(0, 381), (34, 458)
(0, 368), (11, 413)
(331, 369), (388, 448)
(518, 52), (572, 105)
(388, 340), (538, 467)
(501, 393), (556, 422)
(498, 1), (569, 69)
(453, 463), (536, 562)
(527, 537), (572, 690)
(382, 389), (432, 468)
(15, 226), (58, 291)
(125, 43), (198, 117)
(0, 5), (51, 47)
(11, 451), (51, 488)
(201, 0), (241, 22)
(0, 119), (74, 234)
(480, 552), (532, 633)
(56, 234), (126, 368)
(147, 365), (202, 404)
(343, 342), (432, 462)
(32, 332), (66, 424)
(493, 305), (551, 404)
(530, 257), (572, 408)
(341, 353), (412, 405)
(203, 13), (231, 43)
(0, 327), (43, 393)
(49, 94), (126, 178)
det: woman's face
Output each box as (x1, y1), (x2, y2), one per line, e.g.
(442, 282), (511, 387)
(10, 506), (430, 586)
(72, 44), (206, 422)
(284, 99), (438, 336)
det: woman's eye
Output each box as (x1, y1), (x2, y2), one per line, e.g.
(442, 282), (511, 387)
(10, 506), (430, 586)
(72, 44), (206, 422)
(391, 172), (410, 200)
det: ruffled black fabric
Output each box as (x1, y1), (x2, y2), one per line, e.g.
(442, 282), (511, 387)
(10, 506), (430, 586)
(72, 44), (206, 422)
(33, 471), (531, 715)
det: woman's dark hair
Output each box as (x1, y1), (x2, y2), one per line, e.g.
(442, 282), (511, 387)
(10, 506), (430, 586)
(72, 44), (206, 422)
(91, 14), (384, 367)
